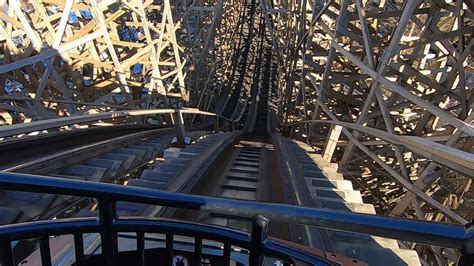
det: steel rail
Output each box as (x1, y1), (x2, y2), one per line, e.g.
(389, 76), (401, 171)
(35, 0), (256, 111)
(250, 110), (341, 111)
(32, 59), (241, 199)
(0, 96), (133, 110)
(0, 172), (471, 253)
(0, 108), (216, 138)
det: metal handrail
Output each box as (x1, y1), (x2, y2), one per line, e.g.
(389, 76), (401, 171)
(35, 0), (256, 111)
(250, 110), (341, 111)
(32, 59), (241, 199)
(0, 173), (334, 266)
(0, 215), (332, 266)
(0, 172), (472, 247)
(0, 172), (472, 265)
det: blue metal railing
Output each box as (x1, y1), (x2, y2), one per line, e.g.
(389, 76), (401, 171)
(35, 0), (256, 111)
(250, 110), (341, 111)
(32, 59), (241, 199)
(0, 172), (472, 265)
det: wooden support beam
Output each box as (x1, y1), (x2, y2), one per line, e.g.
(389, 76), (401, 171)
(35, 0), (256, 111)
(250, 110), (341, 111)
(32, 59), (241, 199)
(90, 0), (135, 108)
(322, 124), (342, 163)
(0, 32), (103, 74)
(339, 0), (421, 168)
(304, 81), (469, 225)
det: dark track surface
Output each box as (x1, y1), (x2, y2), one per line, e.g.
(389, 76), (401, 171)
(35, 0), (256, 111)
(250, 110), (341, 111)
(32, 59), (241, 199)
(176, 1), (289, 239)
(0, 125), (164, 170)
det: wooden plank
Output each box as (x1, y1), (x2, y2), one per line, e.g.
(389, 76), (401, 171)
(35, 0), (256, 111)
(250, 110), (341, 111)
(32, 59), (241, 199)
(0, 31), (102, 74)
(89, 0), (135, 108)
(36, 0), (74, 98)
(68, 53), (114, 70)
(0, 11), (23, 29)
(41, 0), (91, 11)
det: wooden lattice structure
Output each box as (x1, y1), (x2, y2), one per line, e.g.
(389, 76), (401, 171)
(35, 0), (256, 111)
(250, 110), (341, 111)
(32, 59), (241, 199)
(0, 0), (190, 124)
(268, 0), (473, 264)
